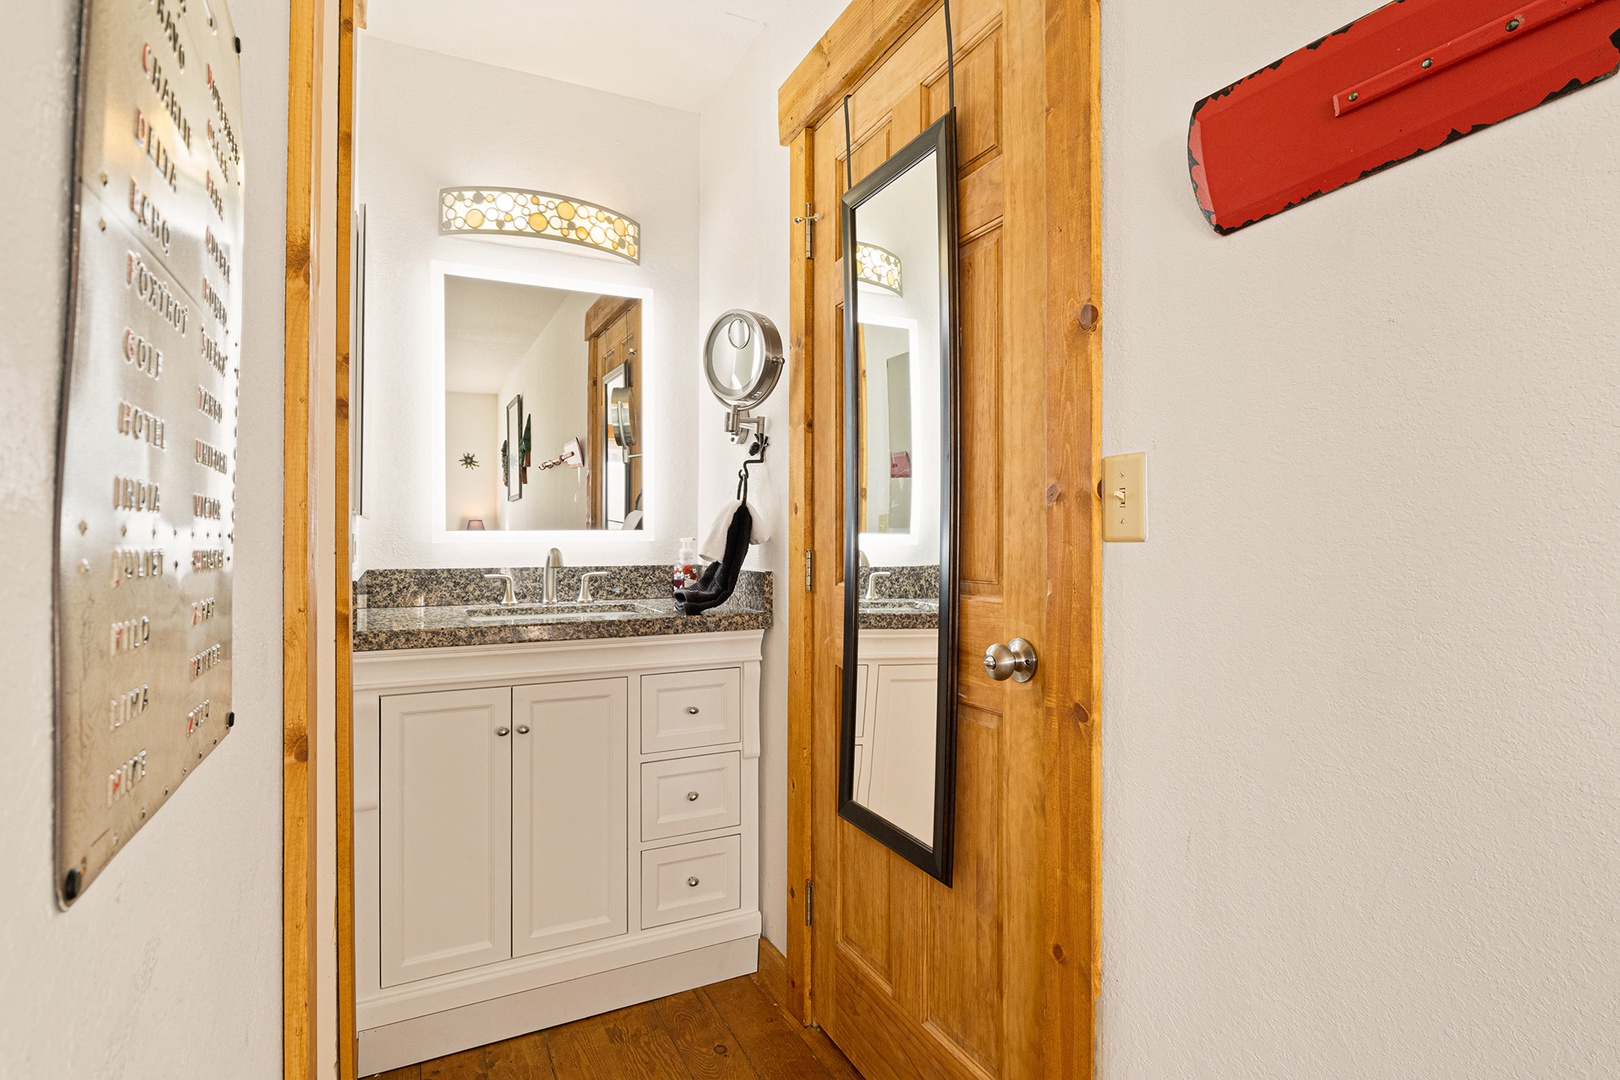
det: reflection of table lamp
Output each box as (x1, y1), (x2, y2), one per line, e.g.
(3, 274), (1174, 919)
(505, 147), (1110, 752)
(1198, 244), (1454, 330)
(465, 519), (486, 530)
(536, 437), (585, 471)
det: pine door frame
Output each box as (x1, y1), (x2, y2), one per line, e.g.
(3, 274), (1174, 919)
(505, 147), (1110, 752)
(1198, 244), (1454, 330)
(778, 1), (1101, 1075)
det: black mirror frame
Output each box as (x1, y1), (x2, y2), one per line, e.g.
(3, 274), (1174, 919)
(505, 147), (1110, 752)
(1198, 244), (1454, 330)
(838, 110), (961, 885)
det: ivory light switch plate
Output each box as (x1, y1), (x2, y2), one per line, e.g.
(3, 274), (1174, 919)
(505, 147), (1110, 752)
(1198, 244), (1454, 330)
(1102, 453), (1146, 542)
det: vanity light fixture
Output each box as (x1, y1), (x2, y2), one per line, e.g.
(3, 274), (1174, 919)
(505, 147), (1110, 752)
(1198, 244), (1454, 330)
(439, 187), (641, 263)
(856, 242), (902, 295)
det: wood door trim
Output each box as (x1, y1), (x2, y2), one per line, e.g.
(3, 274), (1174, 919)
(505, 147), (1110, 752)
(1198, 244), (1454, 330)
(584, 294), (637, 341)
(1039, 2), (1102, 1074)
(285, 0), (320, 1074)
(785, 127), (815, 1024)
(336, 0), (358, 1074)
(779, 0), (938, 143)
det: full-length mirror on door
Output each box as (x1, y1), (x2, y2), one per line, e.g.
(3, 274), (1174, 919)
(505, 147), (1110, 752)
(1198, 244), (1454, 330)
(839, 111), (961, 884)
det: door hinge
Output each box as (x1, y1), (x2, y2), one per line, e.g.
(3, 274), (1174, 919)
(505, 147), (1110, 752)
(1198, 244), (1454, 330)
(804, 550), (815, 592)
(793, 202), (822, 260)
(805, 879), (815, 925)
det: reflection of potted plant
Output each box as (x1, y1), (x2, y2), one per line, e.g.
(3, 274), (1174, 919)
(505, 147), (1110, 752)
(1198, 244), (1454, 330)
(500, 440), (509, 488)
(520, 417), (532, 483)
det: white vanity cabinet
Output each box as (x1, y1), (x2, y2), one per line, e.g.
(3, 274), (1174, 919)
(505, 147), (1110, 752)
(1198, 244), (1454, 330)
(354, 632), (763, 1074)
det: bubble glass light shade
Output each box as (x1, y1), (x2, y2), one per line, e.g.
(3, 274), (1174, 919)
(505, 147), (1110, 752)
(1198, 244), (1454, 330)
(856, 242), (902, 295)
(439, 187), (641, 263)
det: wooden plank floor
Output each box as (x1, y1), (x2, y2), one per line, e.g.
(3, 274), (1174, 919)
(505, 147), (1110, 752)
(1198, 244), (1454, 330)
(369, 970), (862, 1080)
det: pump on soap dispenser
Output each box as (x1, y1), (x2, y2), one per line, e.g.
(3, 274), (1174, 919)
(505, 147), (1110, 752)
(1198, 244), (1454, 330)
(673, 538), (701, 593)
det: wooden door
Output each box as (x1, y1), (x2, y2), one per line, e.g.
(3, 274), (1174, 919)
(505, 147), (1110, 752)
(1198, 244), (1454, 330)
(379, 687), (513, 986)
(511, 678), (630, 958)
(788, 1), (1101, 1078)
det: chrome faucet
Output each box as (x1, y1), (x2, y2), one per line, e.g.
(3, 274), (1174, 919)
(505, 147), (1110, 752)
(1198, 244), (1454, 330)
(484, 571), (518, 606)
(544, 548), (563, 604)
(864, 569), (892, 601)
(577, 571), (611, 603)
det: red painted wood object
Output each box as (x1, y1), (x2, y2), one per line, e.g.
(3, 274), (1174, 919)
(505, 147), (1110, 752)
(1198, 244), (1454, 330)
(1189, 0), (1620, 233)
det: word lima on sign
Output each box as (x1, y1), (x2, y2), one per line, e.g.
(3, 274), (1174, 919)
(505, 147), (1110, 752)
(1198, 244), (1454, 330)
(110, 683), (149, 732)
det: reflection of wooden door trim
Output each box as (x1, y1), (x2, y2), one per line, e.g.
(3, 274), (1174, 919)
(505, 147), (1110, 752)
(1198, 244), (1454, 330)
(780, 0), (1102, 1074)
(584, 294), (638, 342)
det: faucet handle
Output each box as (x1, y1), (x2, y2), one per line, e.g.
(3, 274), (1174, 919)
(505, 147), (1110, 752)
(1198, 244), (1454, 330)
(484, 572), (518, 606)
(577, 571), (611, 604)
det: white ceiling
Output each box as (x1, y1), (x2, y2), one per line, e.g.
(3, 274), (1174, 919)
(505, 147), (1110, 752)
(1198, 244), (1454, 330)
(364, 0), (787, 113)
(444, 276), (574, 395)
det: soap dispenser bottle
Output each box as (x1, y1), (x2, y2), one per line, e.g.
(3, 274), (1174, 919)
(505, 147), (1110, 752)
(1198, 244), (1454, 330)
(674, 538), (701, 592)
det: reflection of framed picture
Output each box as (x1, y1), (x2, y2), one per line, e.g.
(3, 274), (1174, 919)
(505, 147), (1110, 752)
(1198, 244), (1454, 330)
(505, 395), (523, 501)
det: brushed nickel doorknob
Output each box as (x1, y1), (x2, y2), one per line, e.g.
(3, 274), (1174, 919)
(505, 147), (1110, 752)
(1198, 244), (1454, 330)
(983, 638), (1038, 683)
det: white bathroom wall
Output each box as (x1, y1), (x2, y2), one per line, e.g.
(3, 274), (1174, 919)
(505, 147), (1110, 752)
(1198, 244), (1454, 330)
(445, 392), (501, 529)
(496, 292), (595, 531)
(695, 0), (849, 952)
(1100, 2), (1620, 1077)
(354, 37), (701, 570)
(0, 1), (289, 1075)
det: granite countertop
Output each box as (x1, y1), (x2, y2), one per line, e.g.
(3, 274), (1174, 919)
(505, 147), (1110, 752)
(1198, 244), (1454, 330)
(353, 566), (772, 652)
(855, 564), (940, 630)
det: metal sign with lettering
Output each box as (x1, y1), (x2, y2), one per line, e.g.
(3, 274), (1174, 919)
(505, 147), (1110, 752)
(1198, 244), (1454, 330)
(55, 0), (245, 907)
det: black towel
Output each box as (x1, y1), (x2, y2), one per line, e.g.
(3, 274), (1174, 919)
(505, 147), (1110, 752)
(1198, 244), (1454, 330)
(676, 503), (752, 615)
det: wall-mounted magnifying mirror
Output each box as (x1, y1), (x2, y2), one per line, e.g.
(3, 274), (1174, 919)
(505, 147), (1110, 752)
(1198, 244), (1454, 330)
(704, 309), (783, 444)
(840, 112), (960, 883)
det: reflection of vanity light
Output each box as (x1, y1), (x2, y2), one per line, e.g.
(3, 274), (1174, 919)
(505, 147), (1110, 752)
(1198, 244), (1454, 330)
(439, 187), (641, 264)
(856, 243), (902, 295)
(465, 519), (486, 530)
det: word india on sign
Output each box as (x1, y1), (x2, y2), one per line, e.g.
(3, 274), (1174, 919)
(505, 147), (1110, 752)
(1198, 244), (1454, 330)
(54, 0), (245, 907)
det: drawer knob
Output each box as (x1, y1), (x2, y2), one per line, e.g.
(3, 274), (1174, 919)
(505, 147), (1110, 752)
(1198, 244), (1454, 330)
(516, 725), (530, 735)
(495, 726), (510, 737)
(687, 876), (700, 888)
(686, 791), (700, 802)
(686, 706), (701, 715)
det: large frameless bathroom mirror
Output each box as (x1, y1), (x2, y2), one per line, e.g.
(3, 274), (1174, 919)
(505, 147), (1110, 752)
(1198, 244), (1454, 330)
(839, 112), (960, 883)
(436, 267), (650, 532)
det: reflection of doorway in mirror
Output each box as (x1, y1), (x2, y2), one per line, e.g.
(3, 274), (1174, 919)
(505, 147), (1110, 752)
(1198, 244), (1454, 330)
(586, 297), (644, 529)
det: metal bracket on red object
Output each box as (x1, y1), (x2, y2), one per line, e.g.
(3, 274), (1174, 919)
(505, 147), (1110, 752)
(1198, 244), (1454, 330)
(1188, 0), (1620, 234)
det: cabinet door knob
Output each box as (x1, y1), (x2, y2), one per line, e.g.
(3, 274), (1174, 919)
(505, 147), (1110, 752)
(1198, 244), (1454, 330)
(516, 725), (530, 735)
(495, 726), (511, 737)
(687, 876), (700, 888)
(686, 791), (700, 802)
(686, 705), (700, 715)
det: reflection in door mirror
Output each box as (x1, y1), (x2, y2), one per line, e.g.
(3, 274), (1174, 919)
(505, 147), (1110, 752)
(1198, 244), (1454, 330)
(839, 112), (960, 884)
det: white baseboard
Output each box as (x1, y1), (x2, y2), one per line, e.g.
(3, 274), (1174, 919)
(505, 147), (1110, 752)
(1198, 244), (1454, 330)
(358, 934), (759, 1075)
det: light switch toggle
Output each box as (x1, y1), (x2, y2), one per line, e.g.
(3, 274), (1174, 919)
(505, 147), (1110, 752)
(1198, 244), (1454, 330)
(1101, 452), (1146, 542)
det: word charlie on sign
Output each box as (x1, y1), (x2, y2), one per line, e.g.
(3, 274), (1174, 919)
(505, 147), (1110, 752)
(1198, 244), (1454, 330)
(55, 0), (246, 907)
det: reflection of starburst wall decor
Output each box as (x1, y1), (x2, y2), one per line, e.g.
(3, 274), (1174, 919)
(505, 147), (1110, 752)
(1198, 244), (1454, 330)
(459, 453), (479, 470)
(439, 187), (641, 263)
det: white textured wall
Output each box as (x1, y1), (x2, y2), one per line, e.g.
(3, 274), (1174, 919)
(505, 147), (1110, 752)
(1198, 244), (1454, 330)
(0, 1), (288, 1076)
(1099, 2), (1620, 1077)
(355, 38), (700, 570)
(695, 0), (849, 952)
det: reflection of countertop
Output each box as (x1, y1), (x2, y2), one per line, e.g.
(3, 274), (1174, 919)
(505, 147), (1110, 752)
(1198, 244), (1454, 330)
(353, 566), (772, 652)
(858, 607), (939, 631)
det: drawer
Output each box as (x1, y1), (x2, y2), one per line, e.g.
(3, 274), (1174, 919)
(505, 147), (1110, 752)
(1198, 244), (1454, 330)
(640, 835), (742, 929)
(640, 668), (741, 754)
(640, 752), (741, 841)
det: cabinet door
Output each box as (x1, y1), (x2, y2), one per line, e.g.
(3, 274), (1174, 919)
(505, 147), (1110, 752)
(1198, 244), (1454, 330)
(512, 678), (629, 958)
(380, 687), (513, 987)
